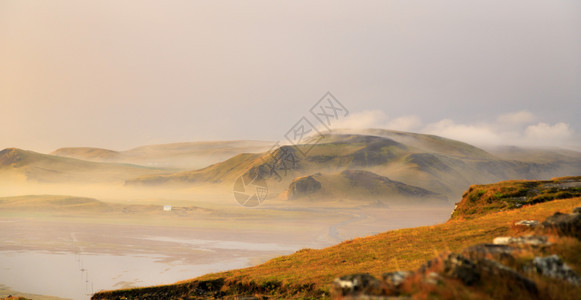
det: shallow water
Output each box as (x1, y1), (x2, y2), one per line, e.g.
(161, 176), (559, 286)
(0, 250), (250, 300)
(0, 205), (453, 299)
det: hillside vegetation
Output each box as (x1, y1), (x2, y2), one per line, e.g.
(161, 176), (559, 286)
(452, 176), (581, 220)
(92, 176), (581, 299)
(126, 130), (581, 204)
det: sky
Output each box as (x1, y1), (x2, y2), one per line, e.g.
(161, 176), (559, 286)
(1, 0), (580, 152)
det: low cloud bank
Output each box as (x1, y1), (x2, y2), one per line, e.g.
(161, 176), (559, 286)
(328, 110), (578, 150)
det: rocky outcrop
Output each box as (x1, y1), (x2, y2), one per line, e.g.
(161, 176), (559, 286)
(441, 253), (481, 285)
(492, 235), (550, 246)
(332, 273), (382, 297)
(340, 170), (440, 198)
(514, 220), (540, 228)
(451, 177), (581, 220)
(331, 251), (539, 299)
(527, 255), (581, 285)
(382, 271), (412, 289)
(542, 210), (581, 239)
(333, 207), (581, 299)
(287, 175), (322, 200)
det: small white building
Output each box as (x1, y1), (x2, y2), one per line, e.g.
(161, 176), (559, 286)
(163, 205), (172, 212)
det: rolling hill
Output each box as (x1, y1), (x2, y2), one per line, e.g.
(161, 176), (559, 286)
(52, 140), (272, 170)
(0, 148), (168, 184)
(125, 130), (581, 202)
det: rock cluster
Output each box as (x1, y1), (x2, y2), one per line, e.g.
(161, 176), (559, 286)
(527, 254), (581, 285)
(542, 209), (581, 238)
(332, 206), (581, 299)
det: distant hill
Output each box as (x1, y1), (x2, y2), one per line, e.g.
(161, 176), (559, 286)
(126, 130), (581, 202)
(51, 147), (121, 160)
(0, 148), (168, 184)
(0, 194), (108, 211)
(52, 140), (272, 169)
(484, 145), (581, 163)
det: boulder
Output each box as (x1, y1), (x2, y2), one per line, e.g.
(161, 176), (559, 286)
(477, 257), (539, 295)
(442, 253), (481, 285)
(382, 271), (412, 288)
(492, 235), (550, 246)
(527, 255), (581, 285)
(542, 211), (581, 239)
(514, 220), (540, 228)
(332, 273), (381, 296)
(462, 244), (521, 265)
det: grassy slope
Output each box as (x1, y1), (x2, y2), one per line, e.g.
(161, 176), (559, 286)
(93, 177), (581, 299)
(451, 176), (581, 220)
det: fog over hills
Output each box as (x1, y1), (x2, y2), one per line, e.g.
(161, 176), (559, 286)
(0, 148), (168, 184)
(123, 129), (581, 203)
(51, 140), (272, 169)
(2, 129), (580, 206)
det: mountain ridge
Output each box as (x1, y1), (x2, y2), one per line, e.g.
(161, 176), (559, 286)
(125, 130), (581, 202)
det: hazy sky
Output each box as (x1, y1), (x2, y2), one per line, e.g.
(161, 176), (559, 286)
(1, 0), (580, 152)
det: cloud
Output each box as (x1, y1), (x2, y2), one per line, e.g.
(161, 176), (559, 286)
(497, 110), (535, 124)
(525, 122), (573, 141)
(334, 110), (577, 149)
(423, 119), (502, 145)
(421, 115), (576, 149)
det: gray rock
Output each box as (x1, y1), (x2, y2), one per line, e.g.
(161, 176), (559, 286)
(382, 271), (412, 288)
(463, 244), (521, 265)
(442, 253), (481, 285)
(425, 272), (441, 285)
(492, 235), (550, 246)
(514, 220), (540, 227)
(436, 253), (537, 295)
(333, 273), (382, 296)
(528, 255), (581, 285)
(542, 211), (581, 238)
(477, 258), (538, 295)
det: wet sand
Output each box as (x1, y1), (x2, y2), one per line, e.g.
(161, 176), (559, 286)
(0, 204), (452, 299)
